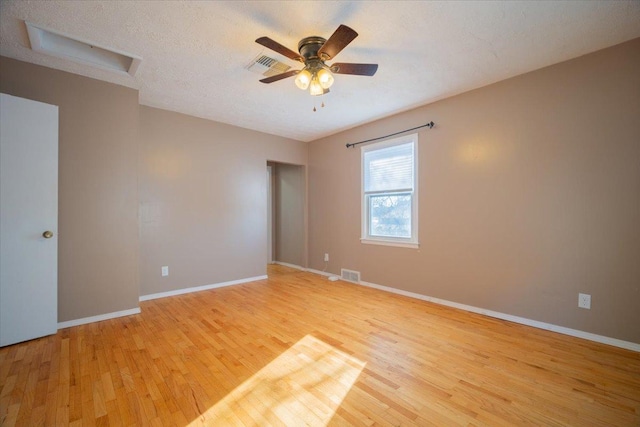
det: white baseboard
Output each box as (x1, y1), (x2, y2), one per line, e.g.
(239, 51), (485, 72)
(307, 269), (639, 352)
(357, 280), (639, 352)
(58, 307), (141, 329)
(273, 261), (306, 271)
(139, 275), (268, 302)
(306, 268), (332, 277)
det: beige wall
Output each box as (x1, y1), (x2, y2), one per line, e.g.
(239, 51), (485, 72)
(308, 38), (640, 343)
(139, 106), (306, 296)
(273, 163), (306, 267)
(0, 56), (140, 322)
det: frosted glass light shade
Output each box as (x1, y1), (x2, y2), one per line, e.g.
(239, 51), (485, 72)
(317, 68), (334, 89)
(295, 69), (312, 90)
(309, 76), (324, 96)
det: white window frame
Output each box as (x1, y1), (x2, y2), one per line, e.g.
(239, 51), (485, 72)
(361, 133), (419, 249)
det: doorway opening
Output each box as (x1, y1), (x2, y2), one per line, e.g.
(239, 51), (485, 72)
(267, 161), (306, 271)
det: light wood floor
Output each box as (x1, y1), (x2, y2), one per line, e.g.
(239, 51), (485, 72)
(1, 265), (639, 426)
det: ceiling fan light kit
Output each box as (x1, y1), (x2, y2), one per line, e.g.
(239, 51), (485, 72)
(255, 25), (378, 96)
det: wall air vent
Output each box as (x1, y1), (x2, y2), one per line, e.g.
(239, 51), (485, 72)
(246, 54), (291, 77)
(340, 269), (361, 283)
(25, 21), (142, 76)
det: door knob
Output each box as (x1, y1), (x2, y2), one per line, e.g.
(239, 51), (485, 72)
(42, 231), (53, 239)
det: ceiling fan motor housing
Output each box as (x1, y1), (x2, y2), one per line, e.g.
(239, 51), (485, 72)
(298, 36), (327, 61)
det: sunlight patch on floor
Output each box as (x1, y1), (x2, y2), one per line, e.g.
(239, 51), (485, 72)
(188, 334), (366, 426)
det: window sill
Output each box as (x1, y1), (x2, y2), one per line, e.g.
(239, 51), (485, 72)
(360, 238), (419, 249)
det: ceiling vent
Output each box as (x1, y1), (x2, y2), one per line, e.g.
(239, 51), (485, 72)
(246, 53), (291, 77)
(25, 21), (142, 76)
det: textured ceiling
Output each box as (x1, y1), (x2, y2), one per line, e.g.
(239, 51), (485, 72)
(1, 1), (639, 142)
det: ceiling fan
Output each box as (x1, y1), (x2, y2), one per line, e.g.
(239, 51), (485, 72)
(255, 24), (378, 96)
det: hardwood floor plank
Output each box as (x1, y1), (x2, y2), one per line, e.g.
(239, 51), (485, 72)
(1, 265), (638, 426)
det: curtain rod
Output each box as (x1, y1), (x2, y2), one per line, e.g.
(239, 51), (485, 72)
(345, 121), (435, 148)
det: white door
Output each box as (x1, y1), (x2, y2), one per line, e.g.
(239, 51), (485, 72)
(0, 93), (58, 347)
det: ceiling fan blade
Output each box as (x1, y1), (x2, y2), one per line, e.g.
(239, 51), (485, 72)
(259, 70), (300, 84)
(317, 25), (358, 60)
(331, 63), (378, 76)
(255, 37), (304, 62)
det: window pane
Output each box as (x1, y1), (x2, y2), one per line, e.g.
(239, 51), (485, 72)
(369, 194), (412, 238)
(364, 142), (413, 192)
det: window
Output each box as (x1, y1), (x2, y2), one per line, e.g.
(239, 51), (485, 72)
(361, 134), (418, 248)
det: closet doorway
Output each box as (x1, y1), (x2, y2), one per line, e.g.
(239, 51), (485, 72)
(267, 161), (305, 269)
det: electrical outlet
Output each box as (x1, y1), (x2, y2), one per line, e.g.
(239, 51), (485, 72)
(578, 293), (591, 309)
(161, 266), (169, 277)
(324, 253), (329, 262)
